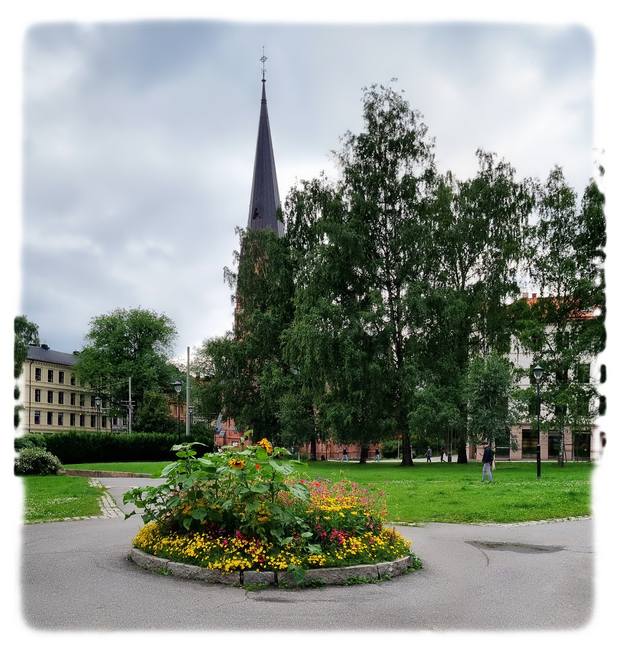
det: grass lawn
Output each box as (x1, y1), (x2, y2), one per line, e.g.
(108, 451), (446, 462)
(64, 462), (170, 476)
(64, 459), (592, 524)
(22, 475), (104, 523)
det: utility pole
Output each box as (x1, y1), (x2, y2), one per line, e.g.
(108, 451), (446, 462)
(128, 376), (132, 434)
(186, 346), (190, 437)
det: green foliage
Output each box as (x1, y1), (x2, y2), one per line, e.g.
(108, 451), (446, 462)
(14, 315), (39, 379)
(515, 169), (605, 461)
(465, 353), (520, 447)
(15, 447), (62, 475)
(75, 308), (177, 417)
(134, 390), (176, 433)
(196, 229), (298, 443)
(15, 431), (196, 463)
(124, 440), (310, 546)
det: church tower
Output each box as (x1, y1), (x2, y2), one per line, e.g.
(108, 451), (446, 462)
(247, 50), (283, 236)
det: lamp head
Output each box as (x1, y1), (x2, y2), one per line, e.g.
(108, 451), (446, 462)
(173, 380), (182, 394)
(533, 365), (543, 382)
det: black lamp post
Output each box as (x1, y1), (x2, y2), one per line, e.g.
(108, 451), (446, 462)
(95, 396), (102, 432)
(172, 381), (182, 443)
(533, 365), (543, 479)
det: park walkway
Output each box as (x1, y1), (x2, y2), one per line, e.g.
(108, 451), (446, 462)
(20, 477), (592, 630)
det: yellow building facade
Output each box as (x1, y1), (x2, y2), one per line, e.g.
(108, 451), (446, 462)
(20, 345), (121, 433)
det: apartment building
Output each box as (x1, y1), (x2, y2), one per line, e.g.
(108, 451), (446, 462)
(20, 345), (122, 433)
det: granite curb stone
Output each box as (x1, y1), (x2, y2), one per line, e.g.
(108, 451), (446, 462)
(243, 570), (276, 586)
(129, 548), (414, 588)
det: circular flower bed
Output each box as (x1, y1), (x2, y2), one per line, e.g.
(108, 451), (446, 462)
(124, 439), (416, 582)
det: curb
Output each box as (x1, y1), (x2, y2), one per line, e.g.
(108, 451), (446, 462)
(128, 547), (414, 587)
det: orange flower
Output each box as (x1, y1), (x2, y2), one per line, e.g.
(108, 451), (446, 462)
(255, 464), (261, 471)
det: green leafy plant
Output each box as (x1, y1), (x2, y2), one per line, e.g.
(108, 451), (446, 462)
(15, 447), (62, 475)
(124, 439), (310, 547)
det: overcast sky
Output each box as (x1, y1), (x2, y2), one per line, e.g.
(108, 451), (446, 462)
(22, 21), (594, 357)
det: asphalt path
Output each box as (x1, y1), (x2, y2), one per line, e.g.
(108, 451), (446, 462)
(21, 477), (593, 631)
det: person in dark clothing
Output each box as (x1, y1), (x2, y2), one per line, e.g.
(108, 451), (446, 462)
(425, 447), (432, 463)
(482, 444), (494, 482)
(440, 445), (446, 462)
(342, 447), (349, 462)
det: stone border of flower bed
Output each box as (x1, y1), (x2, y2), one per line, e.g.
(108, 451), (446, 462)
(129, 547), (414, 587)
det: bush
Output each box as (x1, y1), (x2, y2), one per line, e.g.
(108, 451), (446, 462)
(14, 431), (214, 463)
(15, 433), (48, 452)
(15, 447), (62, 475)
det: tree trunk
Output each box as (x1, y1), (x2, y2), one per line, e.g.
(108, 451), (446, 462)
(310, 436), (317, 461)
(359, 444), (368, 464)
(400, 432), (414, 466)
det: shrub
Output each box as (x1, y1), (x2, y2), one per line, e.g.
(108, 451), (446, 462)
(15, 433), (47, 452)
(14, 431), (212, 463)
(14, 447), (62, 475)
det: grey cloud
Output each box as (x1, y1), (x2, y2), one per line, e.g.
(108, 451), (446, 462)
(22, 21), (593, 355)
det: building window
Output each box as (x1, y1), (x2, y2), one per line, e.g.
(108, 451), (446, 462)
(79, 414), (85, 427)
(59, 371), (65, 384)
(35, 389), (41, 402)
(34, 410), (41, 425)
(113, 417), (118, 427)
(521, 429), (537, 458)
(35, 367), (41, 381)
(58, 412), (64, 426)
(70, 392), (76, 405)
(48, 369), (54, 383)
(80, 394), (85, 407)
(102, 416), (107, 429)
(47, 411), (53, 425)
(58, 391), (64, 404)
(70, 374), (76, 386)
(90, 415), (96, 428)
(70, 413), (76, 427)
(47, 390), (53, 404)
(90, 395), (96, 408)
(599, 395), (607, 416)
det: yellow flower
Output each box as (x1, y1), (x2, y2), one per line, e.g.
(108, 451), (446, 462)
(257, 438), (273, 455)
(228, 457), (246, 469)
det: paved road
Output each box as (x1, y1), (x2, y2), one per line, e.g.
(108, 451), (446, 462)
(21, 477), (593, 631)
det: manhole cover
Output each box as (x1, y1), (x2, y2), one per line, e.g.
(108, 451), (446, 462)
(466, 541), (564, 554)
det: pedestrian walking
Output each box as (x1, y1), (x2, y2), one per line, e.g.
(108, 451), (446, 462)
(375, 447), (381, 462)
(342, 446), (349, 462)
(440, 445), (446, 462)
(481, 443), (494, 482)
(425, 447), (432, 463)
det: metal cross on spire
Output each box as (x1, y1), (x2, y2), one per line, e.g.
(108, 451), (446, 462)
(260, 46), (267, 82)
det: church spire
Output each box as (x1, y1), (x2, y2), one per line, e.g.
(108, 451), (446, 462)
(247, 49), (283, 236)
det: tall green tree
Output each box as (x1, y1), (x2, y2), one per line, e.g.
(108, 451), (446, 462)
(14, 315), (40, 378)
(75, 308), (177, 416)
(411, 154), (533, 462)
(516, 168), (605, 463)
(465, 352), (521, 450)
(285, 84), (437, 465)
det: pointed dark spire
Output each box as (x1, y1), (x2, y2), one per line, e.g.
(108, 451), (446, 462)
(247, 51), (283, 236)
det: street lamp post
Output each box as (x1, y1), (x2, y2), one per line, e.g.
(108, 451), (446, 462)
(533, 365), (543, 479)
(172, 381), (182, 443)
(95, 396), (102, 432)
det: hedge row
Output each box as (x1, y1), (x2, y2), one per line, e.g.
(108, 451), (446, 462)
(15, 431), (213, 463)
